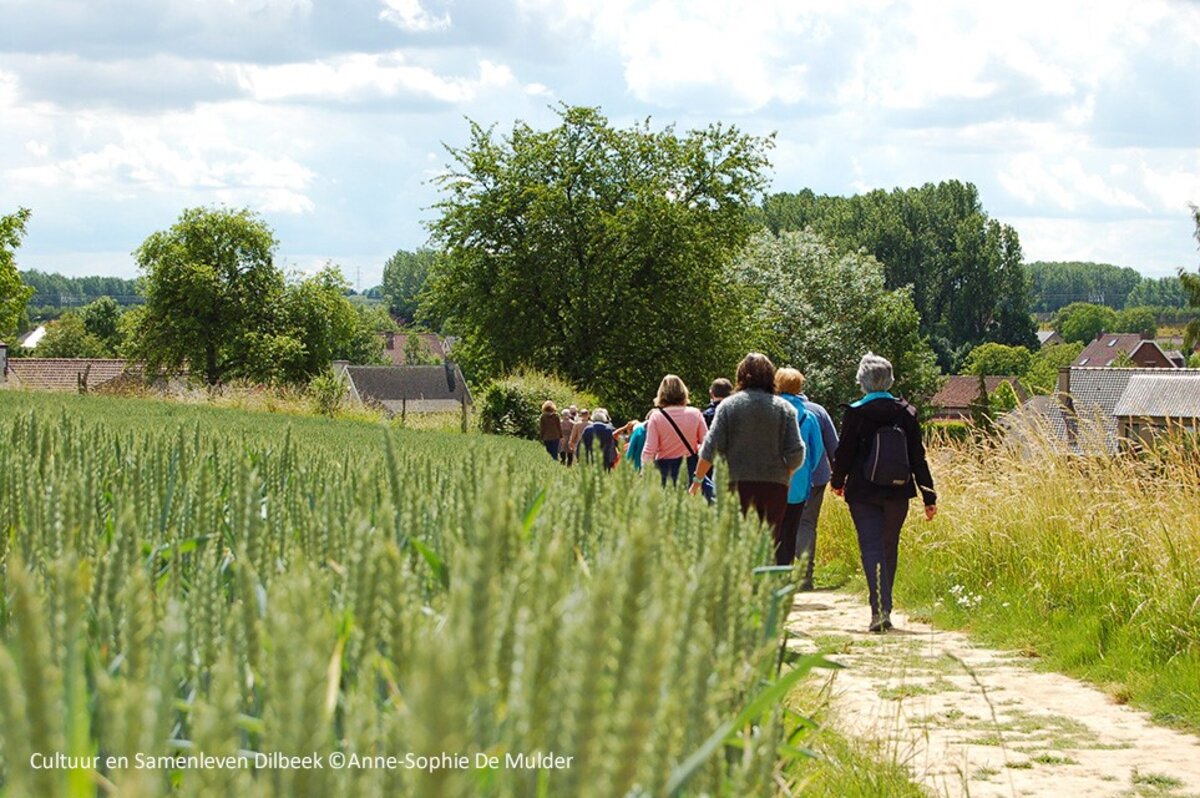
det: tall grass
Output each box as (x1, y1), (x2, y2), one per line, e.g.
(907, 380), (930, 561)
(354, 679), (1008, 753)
(0, 394), (831, 796)
(819, 426), (1200, 729)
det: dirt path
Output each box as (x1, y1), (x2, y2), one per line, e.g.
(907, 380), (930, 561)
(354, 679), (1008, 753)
(786, 590), (1200, 798)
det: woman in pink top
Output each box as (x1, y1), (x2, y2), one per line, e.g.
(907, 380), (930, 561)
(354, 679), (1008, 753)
(642, 374), (708, 487)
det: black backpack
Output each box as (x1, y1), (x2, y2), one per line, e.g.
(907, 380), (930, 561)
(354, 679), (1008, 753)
(863, 407), (911, 487)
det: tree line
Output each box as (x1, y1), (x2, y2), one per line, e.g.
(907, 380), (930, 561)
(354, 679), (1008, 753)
(2, 206), (393, 383)
(6, 106), (1198, 411)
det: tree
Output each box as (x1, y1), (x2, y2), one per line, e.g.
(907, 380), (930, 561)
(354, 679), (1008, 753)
(133, 206), (285, 385)
(959, 343), (1032, 377)
(989, 380), (1020, 414)
(1183, 205), (1200, 354)
(1126, 275), (1187, 308)
(1052, 302), (1118, 345)
(733, 229), (941, 413)
(381, 249), (437, 324)
(1113, 305), (1158, 339)
(761, 181), (1037, 363)
(37, 312), (109, 358)
(1023, 342), (1084, 394)
(79, 296), (124, 352)
(274, 264), (385, 382)
(425, 105), (774, 419)
(1, 208), (34, 340)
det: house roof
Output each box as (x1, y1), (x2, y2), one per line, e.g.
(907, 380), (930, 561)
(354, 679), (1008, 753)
(1036, 330), (1062, 346)
(930, 376), (1029, 410)
(378, 331), (449, 366)
(1113, 372), (1200, 419)
(344, 364), (472, 405)
(1072, 333), (1143, 367)
(5, 359), (130, 391)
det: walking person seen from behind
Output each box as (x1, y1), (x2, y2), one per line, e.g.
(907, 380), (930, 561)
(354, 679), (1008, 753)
(688, 353), (806, 560)
(700, 378), (732, 502)
(775, 368), (825, 569)
(641, 375), (708, 487)
(830, 353), (937, 633)
(539, 400), (562, 461)
(791, 371), (839, 591)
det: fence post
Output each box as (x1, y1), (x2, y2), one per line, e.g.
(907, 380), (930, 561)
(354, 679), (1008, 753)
(461, 395), (468, 433)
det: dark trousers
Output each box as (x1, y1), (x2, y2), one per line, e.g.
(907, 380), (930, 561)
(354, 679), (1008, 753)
(733, 481), (789, 561)
(795, 484), (827, 585)
(848, 497), (909, 617)
(778, 501), (808, 567)
(544, 440), (560, 460)
(655, 455), (698, 488)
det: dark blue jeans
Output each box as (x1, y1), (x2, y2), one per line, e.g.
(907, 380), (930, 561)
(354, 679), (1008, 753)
(847, 497), (909, 616)
(544, 440), (560, 460)
(655, 454), (698, 488)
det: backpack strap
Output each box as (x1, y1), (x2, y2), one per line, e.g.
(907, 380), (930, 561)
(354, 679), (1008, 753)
(655, 408), (697, 458)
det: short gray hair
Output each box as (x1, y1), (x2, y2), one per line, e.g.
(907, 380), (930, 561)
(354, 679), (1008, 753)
(856, 352), (894, 393)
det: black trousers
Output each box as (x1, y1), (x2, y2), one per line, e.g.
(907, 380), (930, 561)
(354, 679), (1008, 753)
(847, 497), (909, 616)
(777, 500), (807, 567)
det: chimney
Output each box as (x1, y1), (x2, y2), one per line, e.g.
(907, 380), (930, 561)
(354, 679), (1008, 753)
(1056, 367), (1070, 396)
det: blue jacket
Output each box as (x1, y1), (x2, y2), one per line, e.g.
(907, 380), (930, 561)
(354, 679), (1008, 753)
(781, 393), (825, 504)
(624, 422), (646, 471)
(797, 393), (838, 487)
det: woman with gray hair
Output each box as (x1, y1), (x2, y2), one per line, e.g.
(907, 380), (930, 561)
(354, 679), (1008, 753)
(830, 352), (937, 633)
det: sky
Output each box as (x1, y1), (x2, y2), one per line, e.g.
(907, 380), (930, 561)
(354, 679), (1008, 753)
(1, 0), (1198, 288)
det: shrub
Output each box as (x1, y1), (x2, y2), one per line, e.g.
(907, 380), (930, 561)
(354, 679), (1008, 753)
(477, 369), (600, 439)
(308, 370), (348, 417)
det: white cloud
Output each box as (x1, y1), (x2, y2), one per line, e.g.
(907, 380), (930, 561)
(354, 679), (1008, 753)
(379, 0), (451, 32)
(6, 105), (316, 214)
(998, 154), (1148, 212)
(25, 140), (48, 157)
(228, 53), (514, 104)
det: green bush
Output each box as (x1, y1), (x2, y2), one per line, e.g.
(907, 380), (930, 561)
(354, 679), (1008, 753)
(478, 369), (600, 439)
(308, 369), (348, 417)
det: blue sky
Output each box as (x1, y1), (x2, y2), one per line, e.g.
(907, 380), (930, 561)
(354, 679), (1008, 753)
(1, 0), (1197, 287)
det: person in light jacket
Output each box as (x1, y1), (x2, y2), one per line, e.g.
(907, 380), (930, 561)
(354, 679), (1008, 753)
(793, 371), (839, 591)
(775, 368), (825, 568)
(641, 375), (708, 487)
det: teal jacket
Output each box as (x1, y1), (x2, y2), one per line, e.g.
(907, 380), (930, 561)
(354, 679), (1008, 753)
(780, 393), (825, 504)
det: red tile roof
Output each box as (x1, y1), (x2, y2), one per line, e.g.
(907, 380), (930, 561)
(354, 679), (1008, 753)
(378, 331), (448, 365)
(1071, 334), (1174, 368)
(5, 359), (130, 391)
(930, 376), (1029, 410)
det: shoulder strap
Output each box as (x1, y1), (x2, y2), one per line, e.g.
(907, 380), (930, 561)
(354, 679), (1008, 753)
(656, 408), (696, 457)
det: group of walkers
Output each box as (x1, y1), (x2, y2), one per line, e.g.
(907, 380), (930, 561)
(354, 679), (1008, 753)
(538, 351), (937, 632)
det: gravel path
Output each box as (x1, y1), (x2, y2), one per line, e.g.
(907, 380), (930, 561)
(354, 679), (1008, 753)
(786, 590), (1200, 798)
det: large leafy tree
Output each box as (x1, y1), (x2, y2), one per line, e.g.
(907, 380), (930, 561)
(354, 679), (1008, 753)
(1023, 342), (1084, 394)
(1052, 302), (1118, 345)
(134, 206), (285, 385)
(733, 229), (942, 415)
(37, 312), (110, 358)
(134, 211), (384, 386)
(1, 208), (34, 341)
(381, 248), (437, 324)
(425, 105), (773, 418)
(279, 265), (385, 379)
(959, 343), (1032, 377)
(762, 182), (1037, 366)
